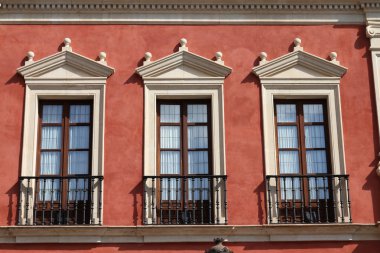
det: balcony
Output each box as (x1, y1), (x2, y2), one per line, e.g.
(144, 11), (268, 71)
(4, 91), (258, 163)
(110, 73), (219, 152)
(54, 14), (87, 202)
(143, 175), (227, 225)
(266, 174), (352, 224)
(17, 175), (103, 225)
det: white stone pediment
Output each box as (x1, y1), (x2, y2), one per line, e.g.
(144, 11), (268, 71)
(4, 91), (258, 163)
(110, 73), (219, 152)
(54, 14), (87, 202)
(152, 63), (218, 78)
(136, 40), (231, 81)
(36, 64), (96, 78)
(18, 46), (114, 80)
(253, 45), (347, 79)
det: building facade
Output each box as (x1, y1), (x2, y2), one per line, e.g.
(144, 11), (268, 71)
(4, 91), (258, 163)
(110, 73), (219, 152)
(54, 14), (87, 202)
(0, 0), (380, 252)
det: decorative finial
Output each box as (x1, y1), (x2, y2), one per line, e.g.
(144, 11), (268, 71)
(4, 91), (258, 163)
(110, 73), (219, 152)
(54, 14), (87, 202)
(329, 52), (340, 65)
(62, 38), (72, 52)
(143, 52), (152, 66)
(215, 51), (224, 65)
(179, 38), (188, 51)
(98, 52), (107, 65)
(25, 51), (35, 65)
(259, 52), (268, 65)
(293, 38), (303, 51)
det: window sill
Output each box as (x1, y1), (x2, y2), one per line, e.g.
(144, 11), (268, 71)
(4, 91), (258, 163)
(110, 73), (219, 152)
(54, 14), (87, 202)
(0, 223), (379, 243)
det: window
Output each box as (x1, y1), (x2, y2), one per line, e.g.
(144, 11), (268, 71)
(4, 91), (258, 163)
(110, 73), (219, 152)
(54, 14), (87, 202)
(136, 39), (231, 225)
(156, 100), (216, 224)
(17, 38), (114, 225)
(253, 38), (351, 223)
(33, 101), (93, 225)
(274, 100), (335, 223)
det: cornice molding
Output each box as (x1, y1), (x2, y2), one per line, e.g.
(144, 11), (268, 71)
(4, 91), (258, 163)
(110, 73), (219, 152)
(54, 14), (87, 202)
(0, 223), (379, 243)
(0, 3), (363, 12)
(2, 1), (380, 24)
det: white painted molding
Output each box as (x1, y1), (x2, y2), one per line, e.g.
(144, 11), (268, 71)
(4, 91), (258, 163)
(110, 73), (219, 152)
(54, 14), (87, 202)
(17, 38), (114, 225)
(136, 38), (231, 224)
(2, 1), (379, 24)
(253, 38), (347, 78)
(366, 23), (380, 177)
(253, 38), (348, 223)
(136, 42), (231, 78)
(0, 224), (379, 243)
(17, 47), (114, 78)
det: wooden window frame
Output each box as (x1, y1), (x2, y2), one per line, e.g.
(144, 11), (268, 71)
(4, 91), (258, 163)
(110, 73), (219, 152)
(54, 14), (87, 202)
(35, 100), (93, 224)
(274, 99), (332, 177)
(274, 99), (334, 223)
(156, 99), (213, 224)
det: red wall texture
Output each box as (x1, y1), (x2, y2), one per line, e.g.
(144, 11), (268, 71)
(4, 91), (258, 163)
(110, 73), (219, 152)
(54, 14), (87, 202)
(0, 25), (379, 229)
(1, 241), (380, 253)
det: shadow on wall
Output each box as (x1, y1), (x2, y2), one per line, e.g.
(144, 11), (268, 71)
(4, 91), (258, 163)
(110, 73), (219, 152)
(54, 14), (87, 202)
(124, 57), (144, 86)
(4, 69), (26, 225)
(6, 182), (18, 225)
(130, 181), (143, 225)
(358, 23), (380, 223)
(254, 181), (265, 224)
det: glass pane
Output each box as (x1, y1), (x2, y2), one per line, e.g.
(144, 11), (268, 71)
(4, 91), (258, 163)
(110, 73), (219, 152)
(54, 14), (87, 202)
(188, 104), (208, 123)
(276, 104), (296, 123)
(68, 178), (89, 201)
(39, 179), (60, 201)
(42, 105), (63, 123)
(188, 126), (208, 149)
(41, 126), (62, 149)
(280, 177), (301, 200)
(160, 105), (180, 123)
(68, 151), (89, 174)
(277, 126), (298, 148)
(188, 151), (208, 174)
(306, 150), (328, 174)
(305, 126), (326, 148)
(279, 151), (300, 174)
(160, 126), (180, 149)
(70, 105), (91, 123)
(69, 126), (90, 149)
(40, 151), (61, 175)
(188, 178), (209, 200)
(304, 104), (324, 122)
(161, 178), (181, 201)
(160, 151), (180, 174)
(309, 177), (329, 200)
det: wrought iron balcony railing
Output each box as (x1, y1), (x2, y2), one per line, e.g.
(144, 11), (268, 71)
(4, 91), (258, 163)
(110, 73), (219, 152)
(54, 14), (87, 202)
(143, 175), (227, 225)
(18, 175), (103, 225)
(266, 174), (352, 224)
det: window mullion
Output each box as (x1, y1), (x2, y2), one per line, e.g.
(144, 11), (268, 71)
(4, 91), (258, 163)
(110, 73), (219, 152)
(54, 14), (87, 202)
(62, 102), (69, 177)
(298, 102), (307, 176)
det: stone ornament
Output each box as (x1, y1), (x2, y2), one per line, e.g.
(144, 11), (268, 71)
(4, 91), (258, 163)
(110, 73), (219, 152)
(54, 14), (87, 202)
(205, 238), (233, 253)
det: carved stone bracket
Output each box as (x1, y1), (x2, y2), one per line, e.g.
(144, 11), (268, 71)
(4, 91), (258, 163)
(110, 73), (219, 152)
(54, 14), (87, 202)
(205, 238), (233, 253)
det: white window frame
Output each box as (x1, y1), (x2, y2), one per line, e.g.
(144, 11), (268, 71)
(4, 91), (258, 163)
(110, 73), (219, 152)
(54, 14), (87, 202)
(136, 39), (231, 224)
(253, 38), (349, 223)
(17, 39), (114, 225)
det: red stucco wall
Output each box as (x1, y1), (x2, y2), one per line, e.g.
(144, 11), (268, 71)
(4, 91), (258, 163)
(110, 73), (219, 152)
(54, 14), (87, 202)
(1, 241), (380, 253)
(0, 25), (378, 228)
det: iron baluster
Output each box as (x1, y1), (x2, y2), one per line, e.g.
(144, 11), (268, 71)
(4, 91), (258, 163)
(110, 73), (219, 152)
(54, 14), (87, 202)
(152, 178), (156, 224)
(266, 176), (272, 224)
